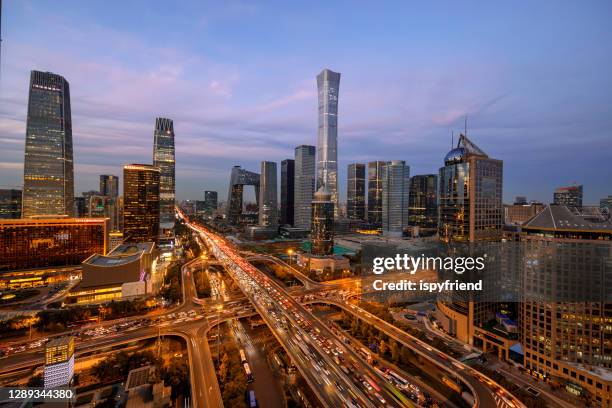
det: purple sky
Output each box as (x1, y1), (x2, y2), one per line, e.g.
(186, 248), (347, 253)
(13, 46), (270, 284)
(1, 1), (611, 204)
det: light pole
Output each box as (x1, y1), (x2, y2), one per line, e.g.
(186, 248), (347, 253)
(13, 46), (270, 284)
(216, 304), (223, 364)
(287, 249), (294, 268)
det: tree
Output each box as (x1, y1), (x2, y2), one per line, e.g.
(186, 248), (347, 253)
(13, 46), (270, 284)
(379, 340), (388, 356)
(390, 340), (400, 362)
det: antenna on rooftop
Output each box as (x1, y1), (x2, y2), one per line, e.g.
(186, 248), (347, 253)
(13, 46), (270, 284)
(451, 131), (454, 149)
(464, 115), (468, 136)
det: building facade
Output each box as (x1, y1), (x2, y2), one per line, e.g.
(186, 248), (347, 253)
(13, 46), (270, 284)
(0, 189), (22, 219)
(153, 118), (176, 231)
(381, 160), (410, 237)
(204, 191), (218, 213)
(100, 175), (119, 198)
(0, 218), (108, 272)
(553, 185), (583, 208)
(316, 69), (340, 216)
(311, 187), (334, 256)
(22, 71), (74, 218)
(44, 337), (75, 389)
(367, 161), (386, 229)
(123, 164), (160, 243)
(347, 163), (366, 220)
(259, 161), (278, 230)
(407, 174), (438, 231)
(504, 201), (544, 225)
(294, 145), (316, 230)
(280, 159), (295, 226)
(226, 166), (260, 225)
(520, 205), (612, 406)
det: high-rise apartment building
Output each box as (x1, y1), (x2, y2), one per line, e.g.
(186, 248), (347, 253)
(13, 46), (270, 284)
(408, 174), (438, 231)
(0, 189), (22, 219)
(311, 187), (334, 256)
(367, 161), (386, 229)
(44, 337), (75, 389)
(280, 159), (295, 226)
(100, 175), (119, 198)
(123, 164), (160, 243)
(347, 163), (366, 220)
(381, 160), (410, 237)
(520, 205), (612, 407)
(204, 191), (218, 213)
(294, 145), (316, 230)
(258, 161), (278, 229)
(553, 184), (583, 208)
(153, 118), (175, 231)
(316, 69), (340, 216)
(22, 71), (74, 217)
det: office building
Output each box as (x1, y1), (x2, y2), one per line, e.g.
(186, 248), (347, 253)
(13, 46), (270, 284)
(504, 201), (544, 225)
(44, 337), (75, 389)
(367, 161), (386, 229)
(123, 164), (160, 243)
(294, 145), (316, 230)
(280, 159), (295, 226)
(0, 189), (21, 219)
(514, 196), (527, 205)
(553, 185), (583, 208)
(316, 69), (340, 216)
(438, 134), (503, 242)
(204, 191), (218, 213)
(520, 205), (612, 406)
(153, 118), (176, 231)
(436, 134), (503, 344)
(381, 160), (410, 237)
(407, 174), (438, 232)
(100, 175), (119, 198)
(227, 166), (260, 225)
(22, 71), (74, 217)
(70, 242), (157, 304)
(347, 163), (366, 220)
(258, 161), (278, 229)
(0, 218), (108, 272)
(311, 187), (335, 256)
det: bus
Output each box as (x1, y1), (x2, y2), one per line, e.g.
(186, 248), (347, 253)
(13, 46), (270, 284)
(359, 347), (371, 360)
(247, 390), (257, 408)
(243, 363), (254, 383)
(240, 349), (247, 364)
(388, 370), (409, 389)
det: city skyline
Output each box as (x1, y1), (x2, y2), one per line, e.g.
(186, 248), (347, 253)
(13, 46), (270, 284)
(1, 1), (611, 205)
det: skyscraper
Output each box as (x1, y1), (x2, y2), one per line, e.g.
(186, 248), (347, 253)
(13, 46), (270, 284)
(204, 191), (218, 213)
(153, 118), (175, 231)
(280, 159), (295, 226)
(44, 337), (75, 389)
(22, 71), (74, 217)
(100, 175), (119, 198)
(123, 164), (160, 243)
(258, 161), (278, 229)
(227, 166), (260, 225)
(311, 187), (334, 256)
(294, 145), (316, 230)
(0, 189), (22, 219)
(316, 69), (340, 216)
(381, 160), (410, 237)
(553, 184), (583, 208)
(438, 134), (503, 242)
(408, 174), (438, 231)
(347, 163), (366, 220)
(367, 161), (386, 229)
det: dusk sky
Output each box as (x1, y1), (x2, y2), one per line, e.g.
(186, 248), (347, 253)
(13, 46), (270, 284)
(1, 1), (611, 204)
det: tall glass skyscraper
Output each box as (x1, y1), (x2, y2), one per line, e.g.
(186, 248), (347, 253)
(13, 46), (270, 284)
(367, 161), (386, 229)
(123, 164), (160, 243)
(280, 159), (295, 226)
(100, 175), (119, 198)
(347, 163), (366, 220)
(311, 187), (334, 256)
(316, 69), (340, 216)
(258, 161), (278, 229)
(153, 118), (175, 231)
(22, 71), (74, 217)
(381, 160), (410, 237)
(408, 174), (438, 231)
(294, 145), (316, 229)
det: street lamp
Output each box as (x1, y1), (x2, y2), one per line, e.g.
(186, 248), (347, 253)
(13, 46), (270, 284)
(287, 249), (294, 267)
(216, 304), (223, 363)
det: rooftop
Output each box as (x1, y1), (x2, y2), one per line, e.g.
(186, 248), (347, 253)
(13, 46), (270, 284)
(523, 205), (612, 231)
